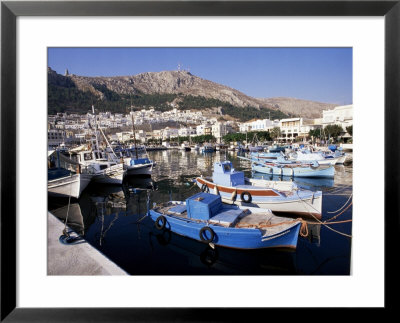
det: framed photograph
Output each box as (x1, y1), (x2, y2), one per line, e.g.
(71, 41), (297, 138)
(1, 0), (398, 320)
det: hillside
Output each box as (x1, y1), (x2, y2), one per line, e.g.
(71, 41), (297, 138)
(48, 68), (288, 121)
(48, 68), (339, 121)
(258, 97), (337, 119)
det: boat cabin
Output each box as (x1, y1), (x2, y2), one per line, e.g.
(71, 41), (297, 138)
(186, 192), (221, 220)
(181, 192), (244, 227)
(130, 157), (152, 166)
(212, 161), (245, 187)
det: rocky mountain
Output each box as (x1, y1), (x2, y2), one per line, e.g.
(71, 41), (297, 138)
(258, 97), (337, 119)
(48, 68), (336, 120)
(57, 69), (272, 109)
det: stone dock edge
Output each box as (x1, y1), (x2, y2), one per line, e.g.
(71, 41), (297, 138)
(47, 212), (128, 275)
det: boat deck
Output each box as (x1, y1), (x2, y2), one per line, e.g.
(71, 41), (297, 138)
(154, 202), (299, 235)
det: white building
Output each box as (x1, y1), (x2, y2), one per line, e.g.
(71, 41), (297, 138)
(239, 119), (275, 133)
(178, 127), (196, 137)
(196, 123), (213, 136)
(279, 117), (303, 142)
(48, 129), (66, 147)
(163, 127), (179, 139)
(212, 122), (227, 142)
(322, 104), (353, 130)
(116, 131), (132, 142)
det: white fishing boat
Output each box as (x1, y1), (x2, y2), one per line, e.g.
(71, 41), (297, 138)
(124, 154), (154, 176)
(73, 148), (126, 184)
(195, 161), (323, 219)
(69, 106), (126, 184)
(291, 150), (340, 165)
(48, 150), (92, 199)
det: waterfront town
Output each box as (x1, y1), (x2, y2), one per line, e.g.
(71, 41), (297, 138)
(48, 103), (353, 148)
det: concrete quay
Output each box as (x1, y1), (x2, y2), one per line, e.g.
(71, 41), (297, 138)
(47, 212), (127, 275)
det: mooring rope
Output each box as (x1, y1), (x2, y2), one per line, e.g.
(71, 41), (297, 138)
(62, 174), (73, 237)
(327, 193), (352, 214)
(324, 201), (353, 223)
(296, 190), (352, 238)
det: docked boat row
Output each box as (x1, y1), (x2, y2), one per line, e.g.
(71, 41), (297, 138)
(148, 143), (350, 250)
(237, 144), (348, 179)
(149, 156), (327, 250)
(195, 161), (322, 219)
(48, 106), (155, 200)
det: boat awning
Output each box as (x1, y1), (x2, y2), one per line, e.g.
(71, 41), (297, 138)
(48, 150), (55, 157)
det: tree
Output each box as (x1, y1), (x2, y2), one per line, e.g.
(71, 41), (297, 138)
(324, 125), (344, 141)
(308, 128), (322, 143)
(270, 127), (281, 140)
(346, 125), (353, 136)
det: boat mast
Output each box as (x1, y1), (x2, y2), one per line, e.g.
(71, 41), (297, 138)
(130, 105), (138, 160)
(92, 105), (100, 152)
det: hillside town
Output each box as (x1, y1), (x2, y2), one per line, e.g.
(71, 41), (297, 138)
(48, 104), (353, 148)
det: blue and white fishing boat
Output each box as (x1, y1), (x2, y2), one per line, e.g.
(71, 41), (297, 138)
(196, 161), (322, 219)
(122, 109), (155, 177)
(268, 145), (286, 153)
(201, 144), (215, 153)
(249, 152), (282, 161)
(122, 147), (154, 177)
(241, 154), (335, 178)
(325, 145), (347, 164)
(251, 160), (335, 178)
(149, 192), (303, 250)
(290, 149), (340, 165)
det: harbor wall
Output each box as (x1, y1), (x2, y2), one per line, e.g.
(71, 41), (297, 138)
(47, 212), (127, 275)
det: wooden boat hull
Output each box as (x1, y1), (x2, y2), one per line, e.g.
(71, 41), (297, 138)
(48, 173), (92, 199)
(149, 204), (301, 250)
(196, 177), (322, 219)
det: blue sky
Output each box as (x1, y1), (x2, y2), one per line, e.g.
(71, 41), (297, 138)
(48, 47), (352, 104)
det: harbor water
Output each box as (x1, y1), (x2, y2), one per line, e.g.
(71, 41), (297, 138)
(48, 149), (353, 275)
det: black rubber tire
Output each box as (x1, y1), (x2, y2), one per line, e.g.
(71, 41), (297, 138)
(199, 226), (215, 243)
(156, 229), (171, 246)
(201, 183), (210, 193)
(155, 215), (166, 230)
(200, 246), (219, 266)
(240, 191), (252, 203)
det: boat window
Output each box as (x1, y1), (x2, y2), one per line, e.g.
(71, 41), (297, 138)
(99, 165), (108, 170)
(223, 164), (231, 172)
(84, 153), (92, 160)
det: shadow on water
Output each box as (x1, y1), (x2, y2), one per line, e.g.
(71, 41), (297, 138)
(48, 150), (352, 275)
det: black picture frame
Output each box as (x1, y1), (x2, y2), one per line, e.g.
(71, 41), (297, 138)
(1, 0), (398, 321)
